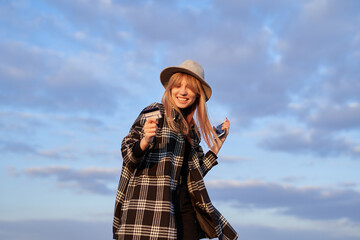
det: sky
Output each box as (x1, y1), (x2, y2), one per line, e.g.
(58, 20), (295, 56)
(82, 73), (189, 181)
(1, 0), (360, 239)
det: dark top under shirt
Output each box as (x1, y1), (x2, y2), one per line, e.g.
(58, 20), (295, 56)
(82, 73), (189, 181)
(179, 138), (191, 185)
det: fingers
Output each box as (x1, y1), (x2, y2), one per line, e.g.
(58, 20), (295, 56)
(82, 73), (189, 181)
(212, 118), (230, 154)
(143, 118), (158, 140)
(221, 118), (230, 130)
(211, 136), (223, 155)
(223, 118), (230, 135)
(146, 118), (158, 124)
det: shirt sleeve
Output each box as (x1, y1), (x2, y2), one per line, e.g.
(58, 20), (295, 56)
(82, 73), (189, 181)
(132, 140), (148, 158)
(121, 105), (154, 170)
(196, 145), (218, 177)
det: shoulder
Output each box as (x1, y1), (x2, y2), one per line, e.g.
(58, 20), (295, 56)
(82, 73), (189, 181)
(141, 102), (163, 111)
(140, 102), (165, 116)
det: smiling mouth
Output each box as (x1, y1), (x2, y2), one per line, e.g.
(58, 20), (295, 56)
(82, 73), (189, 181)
(177, 97), (188, 102)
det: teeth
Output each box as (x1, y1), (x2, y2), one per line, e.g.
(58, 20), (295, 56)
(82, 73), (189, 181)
(177, 97), (187, 101)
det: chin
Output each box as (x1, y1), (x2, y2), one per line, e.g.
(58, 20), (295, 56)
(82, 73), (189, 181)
(175, 102), (191, 109)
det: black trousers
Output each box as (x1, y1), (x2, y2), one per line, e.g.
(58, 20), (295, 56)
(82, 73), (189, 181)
(175, 183), (199, 240)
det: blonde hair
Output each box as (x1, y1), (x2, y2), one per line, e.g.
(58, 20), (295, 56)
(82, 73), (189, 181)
(161, 72), (219, 148)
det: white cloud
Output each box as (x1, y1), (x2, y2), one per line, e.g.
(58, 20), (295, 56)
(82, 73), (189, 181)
(218, 155), (252, 163)
(0, 219), (112, 240)
(207, 179), (360, 222)
(22, 166), (121, 195)
(2, 218), (357, 240)
(73, 31), (87, 40)
(0, 41), (123, 114)
(2, 2), (360, 239)
(307, 103), (360, 130)
(258, 125), (359, 157)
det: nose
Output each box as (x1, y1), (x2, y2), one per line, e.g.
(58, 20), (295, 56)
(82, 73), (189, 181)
(179, 85), (187, 95)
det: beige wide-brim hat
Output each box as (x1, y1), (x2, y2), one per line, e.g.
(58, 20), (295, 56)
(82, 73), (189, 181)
(160, 60), (212, 101)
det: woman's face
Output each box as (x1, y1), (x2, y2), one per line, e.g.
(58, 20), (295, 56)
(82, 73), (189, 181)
(171, 78), (197, 109)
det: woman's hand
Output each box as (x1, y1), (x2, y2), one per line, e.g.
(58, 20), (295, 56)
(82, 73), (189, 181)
(211, 118), (230, 155)
(140, 118), (158, 151)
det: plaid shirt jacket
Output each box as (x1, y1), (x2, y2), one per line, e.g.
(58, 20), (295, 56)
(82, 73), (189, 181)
(113, 103), (238, 240)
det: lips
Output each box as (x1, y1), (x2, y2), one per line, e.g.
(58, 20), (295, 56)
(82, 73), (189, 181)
(177, 97), (188, 100)
(176, 97), (189, 103)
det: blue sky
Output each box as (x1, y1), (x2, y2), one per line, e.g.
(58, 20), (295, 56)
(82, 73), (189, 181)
(1, 0), (360, 239)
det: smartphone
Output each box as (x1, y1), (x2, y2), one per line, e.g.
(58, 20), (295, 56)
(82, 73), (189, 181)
(215, 122), (225, 138)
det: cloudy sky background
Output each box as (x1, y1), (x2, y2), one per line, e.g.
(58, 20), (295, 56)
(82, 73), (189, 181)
(1, 0), (360, 239)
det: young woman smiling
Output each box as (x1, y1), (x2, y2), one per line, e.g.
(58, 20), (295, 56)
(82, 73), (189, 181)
(113, 60), (238, 240)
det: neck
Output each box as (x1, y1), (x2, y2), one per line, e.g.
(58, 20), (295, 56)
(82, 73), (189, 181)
(180, 106), (192, 117)
(180, 105), (196, 123)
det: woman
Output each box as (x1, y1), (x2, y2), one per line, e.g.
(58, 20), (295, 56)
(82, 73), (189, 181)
(113, 60), (238, 240)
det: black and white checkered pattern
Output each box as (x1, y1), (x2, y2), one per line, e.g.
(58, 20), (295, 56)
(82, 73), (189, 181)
(113, 103), (238, 240)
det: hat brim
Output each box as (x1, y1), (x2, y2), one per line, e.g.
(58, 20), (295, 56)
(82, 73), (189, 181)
(160, 66), (212, 101)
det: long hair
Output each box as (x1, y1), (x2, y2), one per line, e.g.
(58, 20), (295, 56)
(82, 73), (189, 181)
(161, 72), (218, 148)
